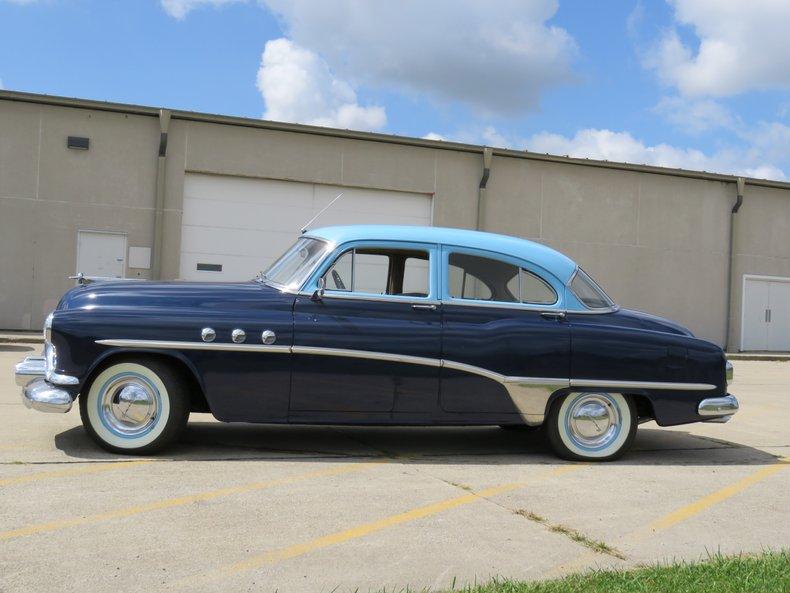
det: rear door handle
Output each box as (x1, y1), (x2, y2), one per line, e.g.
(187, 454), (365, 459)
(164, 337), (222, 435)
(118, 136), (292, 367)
(412, 304), (437, 311)
(540, 311), (566, 321)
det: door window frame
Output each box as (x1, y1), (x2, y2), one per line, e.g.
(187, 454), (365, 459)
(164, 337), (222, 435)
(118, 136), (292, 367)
(439, 245), (565, 311)
(301, 240), (440, 304)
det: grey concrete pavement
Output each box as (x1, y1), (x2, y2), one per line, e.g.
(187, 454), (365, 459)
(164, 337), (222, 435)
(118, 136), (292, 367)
(1, 346), (787, 592)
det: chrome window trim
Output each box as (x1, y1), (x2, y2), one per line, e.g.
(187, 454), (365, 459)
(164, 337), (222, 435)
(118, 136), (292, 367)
(441, 244), (563, 308)
(260, 236), (333, 294)
(297, 290), (441, 306)
(567, 267), (618, 312)
(442, 297), (563, 313)
(302, 239), (438, 302)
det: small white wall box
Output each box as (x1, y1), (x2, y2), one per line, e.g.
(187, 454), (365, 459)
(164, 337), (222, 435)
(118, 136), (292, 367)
(128, 246), (152, 269)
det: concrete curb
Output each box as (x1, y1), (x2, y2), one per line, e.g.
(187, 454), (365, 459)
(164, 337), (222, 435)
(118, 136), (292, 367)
(727, 353), (790, 362)
(0, 334), (42, 345)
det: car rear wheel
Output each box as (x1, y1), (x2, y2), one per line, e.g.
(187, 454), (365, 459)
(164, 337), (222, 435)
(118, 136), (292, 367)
(79, 357), (189, 455)
(546, 392), (637, 461)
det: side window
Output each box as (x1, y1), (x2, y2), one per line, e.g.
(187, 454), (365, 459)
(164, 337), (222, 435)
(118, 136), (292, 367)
(519, 269), (557, 304)
(448, 253), (518, 303)
(354, 252), (389, 294)
(401, 257), (429, 297)
(447, 252), (557, 305)
(324, 247), (430, 297)
(325, 250), (352, 291)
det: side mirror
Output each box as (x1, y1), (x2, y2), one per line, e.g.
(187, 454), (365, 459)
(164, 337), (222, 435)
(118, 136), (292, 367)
(311, 276), (326, 302)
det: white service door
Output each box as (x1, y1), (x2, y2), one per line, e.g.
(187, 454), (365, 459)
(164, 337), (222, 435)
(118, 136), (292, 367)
(767, 281), (790, 351)
(76, 231), (126, 278)
(179, 174), (433, 281)
(742, 277), (790, 351)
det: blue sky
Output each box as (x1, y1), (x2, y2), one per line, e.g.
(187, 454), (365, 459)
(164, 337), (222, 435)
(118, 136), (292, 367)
(1, 0), (788, 180)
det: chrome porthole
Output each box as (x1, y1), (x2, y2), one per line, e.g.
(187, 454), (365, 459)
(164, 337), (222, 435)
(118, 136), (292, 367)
(564, 393), (622, 451)
(97, 374), (161, 438)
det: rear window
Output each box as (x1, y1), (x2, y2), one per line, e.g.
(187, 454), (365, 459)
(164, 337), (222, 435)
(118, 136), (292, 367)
(570, 268), (614, 309)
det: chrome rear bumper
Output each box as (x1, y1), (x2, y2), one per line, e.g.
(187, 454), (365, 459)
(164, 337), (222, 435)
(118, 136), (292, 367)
(21, 377), (73, 413)
(698, 394), (739, 423)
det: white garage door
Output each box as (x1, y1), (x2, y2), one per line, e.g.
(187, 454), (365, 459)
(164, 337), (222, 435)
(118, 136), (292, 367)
(179, 173), (433, 281)
(741, 275), (790, 351)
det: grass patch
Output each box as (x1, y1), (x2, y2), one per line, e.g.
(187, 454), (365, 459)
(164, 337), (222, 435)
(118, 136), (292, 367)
(513, 509), (626, 560)
(448, 550), (789, 593)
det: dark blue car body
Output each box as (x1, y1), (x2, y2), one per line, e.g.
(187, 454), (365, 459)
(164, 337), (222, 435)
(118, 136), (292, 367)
(36, 225), (733, 432)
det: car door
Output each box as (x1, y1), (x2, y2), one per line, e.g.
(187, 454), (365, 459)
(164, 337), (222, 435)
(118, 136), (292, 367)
(290, 241), (441, 421)
(438, 246), (571, 423)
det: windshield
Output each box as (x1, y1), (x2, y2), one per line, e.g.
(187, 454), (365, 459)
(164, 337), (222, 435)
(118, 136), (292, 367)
(570, 268), (615, 309)
(262, 237), (329, 290)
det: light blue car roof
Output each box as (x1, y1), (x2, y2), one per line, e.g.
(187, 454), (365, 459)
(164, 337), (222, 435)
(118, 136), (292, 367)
(307, 225), (579, 283)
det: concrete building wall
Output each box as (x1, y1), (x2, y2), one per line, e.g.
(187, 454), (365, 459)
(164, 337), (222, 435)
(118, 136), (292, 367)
(1, 91), (789, 350)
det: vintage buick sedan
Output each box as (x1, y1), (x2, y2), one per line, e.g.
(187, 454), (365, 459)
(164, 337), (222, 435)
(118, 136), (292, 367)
(15, 225), (738, 461)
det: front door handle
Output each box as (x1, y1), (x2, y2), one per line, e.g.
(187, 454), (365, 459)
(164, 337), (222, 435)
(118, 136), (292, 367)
(412, 304), (437, 311)
(540, 311), (566, 321)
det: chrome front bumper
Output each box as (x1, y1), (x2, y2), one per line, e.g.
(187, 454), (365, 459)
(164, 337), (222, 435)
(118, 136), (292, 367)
(22, 378), (73, 413)
(15, 355), (46, 387)
(698, 394), (739, 423)
(15, 356), (75, 413)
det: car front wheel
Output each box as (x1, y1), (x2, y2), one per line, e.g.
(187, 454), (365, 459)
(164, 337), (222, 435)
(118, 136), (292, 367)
(79, 357), (189, 455)
(546, 392), (637, 461)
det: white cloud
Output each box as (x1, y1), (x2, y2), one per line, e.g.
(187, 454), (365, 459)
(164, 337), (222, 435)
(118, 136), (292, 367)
(160, 0), (245, 20)
(653, 96), (736, 133)
(422, 132), (445, 141)
(260, 0), (577, 116)
(645, 0), (790, 96)
(524, 128), (785, 180)
(257, 38), (386, 131)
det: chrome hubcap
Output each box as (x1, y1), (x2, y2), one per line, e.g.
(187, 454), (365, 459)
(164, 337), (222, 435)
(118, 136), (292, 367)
(100, 377), (159, 436)
(566, 393), (621, 449)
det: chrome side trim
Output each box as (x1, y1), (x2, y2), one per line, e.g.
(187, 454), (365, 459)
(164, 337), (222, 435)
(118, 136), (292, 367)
(95, 339), (292, 354)
(93, 339), (719, 422)
(698, 395), (739, 417)
(441, 359), (505, 382)
(570, 378), (716, 391)
(14, 356), (45, 387)
(725, 360), (733, 384)
(291, 345), (441, 368)
(22, 377), (73, 413)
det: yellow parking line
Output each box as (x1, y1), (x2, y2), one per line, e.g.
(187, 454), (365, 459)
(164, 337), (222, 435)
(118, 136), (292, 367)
(0, 461), (381, 542)
(180, 464), (582, 586)
(648, 458), (789, 532)
(0, 460), (154, 487)
(545, 458), (789, 578)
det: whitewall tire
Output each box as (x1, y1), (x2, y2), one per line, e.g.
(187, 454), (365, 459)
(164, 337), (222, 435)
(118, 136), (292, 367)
(79, 358), (189, 455)
(546, 392), (637, 461)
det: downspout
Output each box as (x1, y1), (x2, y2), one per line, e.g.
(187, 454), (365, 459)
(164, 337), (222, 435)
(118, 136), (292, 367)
(152, 109), (171, 280)
(476, 146), (493, 230)
(724, 177), (745, 351)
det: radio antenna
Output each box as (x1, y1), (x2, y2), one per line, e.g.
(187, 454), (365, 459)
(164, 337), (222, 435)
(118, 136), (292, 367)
(300, 192), (344, 234)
